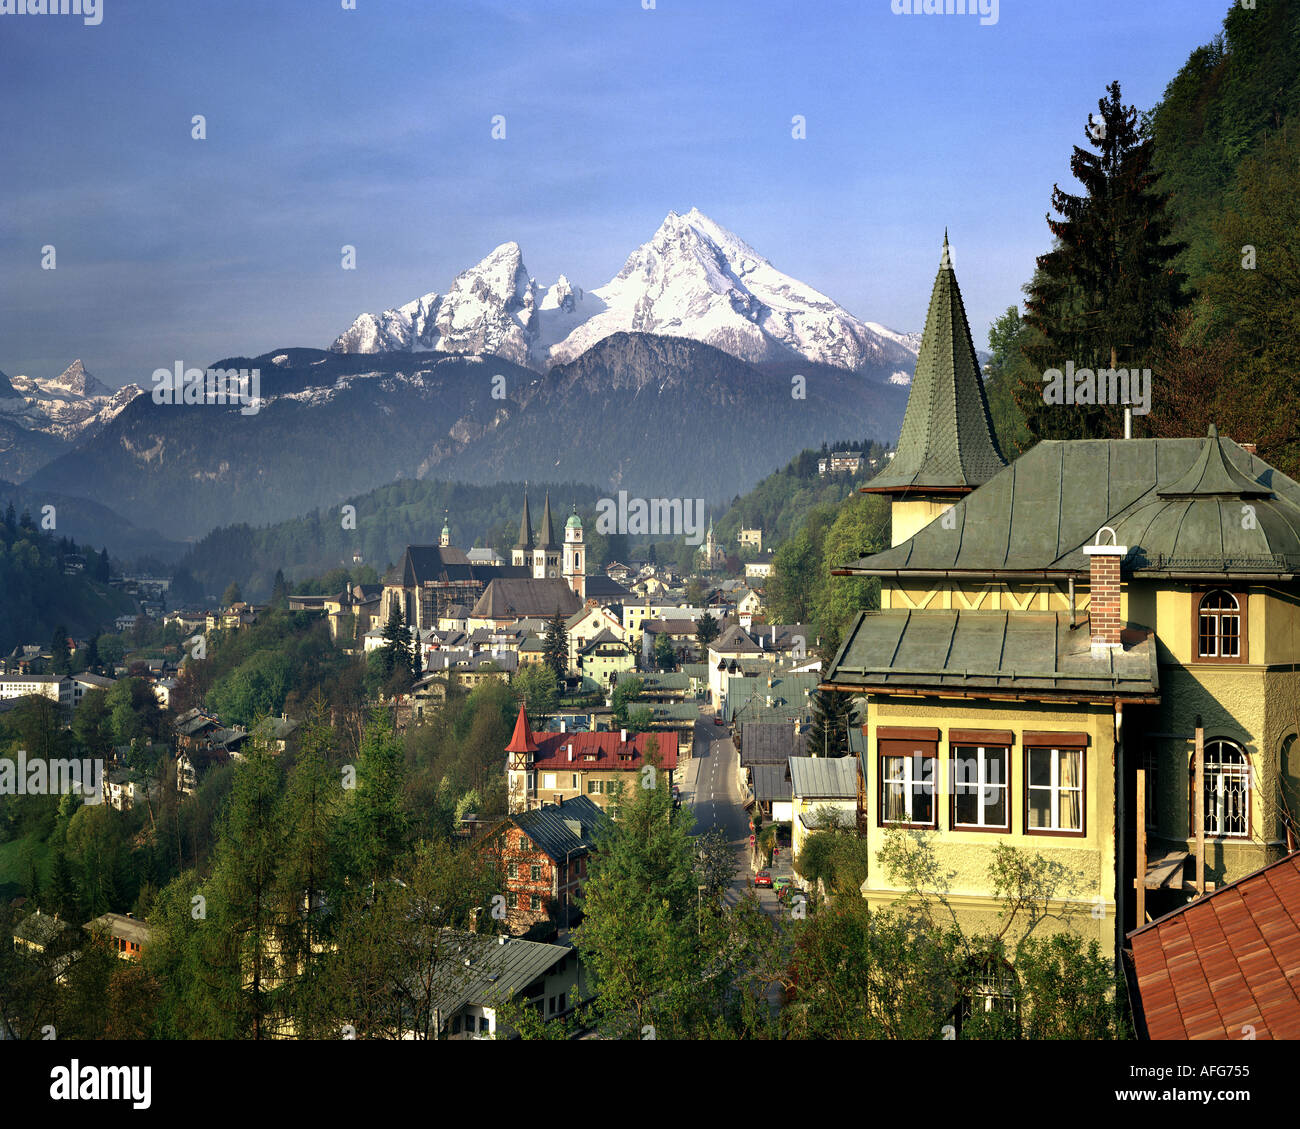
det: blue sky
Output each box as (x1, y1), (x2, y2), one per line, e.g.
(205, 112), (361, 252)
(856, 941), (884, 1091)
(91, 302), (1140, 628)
(0, 0), (1230, 388)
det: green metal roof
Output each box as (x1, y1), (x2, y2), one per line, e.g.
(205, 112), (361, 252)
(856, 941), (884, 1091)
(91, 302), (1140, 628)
(848, 430), (1300, 577)
(825, 609), (1159, 698)
(865, 235), (1006, 493)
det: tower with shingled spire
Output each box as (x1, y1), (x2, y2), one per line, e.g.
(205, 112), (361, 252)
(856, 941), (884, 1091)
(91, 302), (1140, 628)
(864, 232), (1007, 546)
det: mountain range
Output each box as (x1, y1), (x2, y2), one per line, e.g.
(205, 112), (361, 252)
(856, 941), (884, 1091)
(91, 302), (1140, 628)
(0, 360), (143, 481)
(332, 208), (922, 375)
(14, 210), (922, 551)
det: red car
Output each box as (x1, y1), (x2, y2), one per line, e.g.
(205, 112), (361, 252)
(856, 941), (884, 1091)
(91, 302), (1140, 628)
(754, 871), (773, 888)
(713, 715), (725, 726)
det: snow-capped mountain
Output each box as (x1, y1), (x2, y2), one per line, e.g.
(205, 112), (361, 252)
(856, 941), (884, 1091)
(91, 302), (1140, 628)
(332, 209), (919, 373)
(3, 360), (143, 442)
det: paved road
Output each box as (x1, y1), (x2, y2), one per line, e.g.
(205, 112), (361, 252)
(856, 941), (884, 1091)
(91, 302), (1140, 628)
(682, 712), (790, 916)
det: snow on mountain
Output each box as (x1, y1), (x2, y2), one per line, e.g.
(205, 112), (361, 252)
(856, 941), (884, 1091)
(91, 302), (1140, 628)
(331, 209), (919, 374)
(3, 360), (143, 442)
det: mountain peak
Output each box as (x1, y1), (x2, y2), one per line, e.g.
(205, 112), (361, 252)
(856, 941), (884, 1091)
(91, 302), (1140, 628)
(331, 211), (921, 374)
(52, 359), (108, 398)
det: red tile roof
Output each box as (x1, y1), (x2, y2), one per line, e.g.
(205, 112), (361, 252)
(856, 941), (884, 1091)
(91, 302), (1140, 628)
(529, 730), (678, 772)
(1128, 852), (1300, 1040)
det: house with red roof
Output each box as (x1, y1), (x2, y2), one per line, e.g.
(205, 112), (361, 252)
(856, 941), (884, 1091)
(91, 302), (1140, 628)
(505, 703), (679, 816)
(1126, 851), (1300, 1039)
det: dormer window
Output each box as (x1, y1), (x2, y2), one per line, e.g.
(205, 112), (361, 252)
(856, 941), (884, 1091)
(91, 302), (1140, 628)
(1196, 590), (1245, 662)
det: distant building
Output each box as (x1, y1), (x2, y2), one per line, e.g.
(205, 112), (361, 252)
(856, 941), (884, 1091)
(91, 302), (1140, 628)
(737, 528), (763, 550)
(84, 913), (153, 961)
(818, 450), (864, 476)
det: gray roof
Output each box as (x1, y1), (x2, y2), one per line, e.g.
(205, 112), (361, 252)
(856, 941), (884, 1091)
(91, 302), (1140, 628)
(504, 795), (610, 861)
(750, 762), (792, 804)
(84, 912), (152, 946)
(789, 755), (858, 800)
(739, 721), (804, 764)
(470, 578), (581, 619)
(848, 430), (1300, 578)
(825, 610), (1159, 699)
(429, 931), (576, 1024)
(14, 911), (72, 948)
(864, 236), (1006, 493)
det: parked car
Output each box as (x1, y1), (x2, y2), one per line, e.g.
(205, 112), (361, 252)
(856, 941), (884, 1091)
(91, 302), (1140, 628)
(754, 871), (773, 888)
(713, 715), (725, 726)
(772, 876), (794, 893)
(777, 883), (803, 904)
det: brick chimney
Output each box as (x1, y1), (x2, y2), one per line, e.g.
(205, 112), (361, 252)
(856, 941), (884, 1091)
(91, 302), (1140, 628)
(1082, 528), (1127, 652)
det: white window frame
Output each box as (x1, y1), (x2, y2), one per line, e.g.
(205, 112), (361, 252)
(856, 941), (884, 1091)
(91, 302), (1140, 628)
(1027, 748), (1083, 833)
(951, 745), (1009, 830)
(882, 751), (936, 827)
(1201, 740), (1250, 839)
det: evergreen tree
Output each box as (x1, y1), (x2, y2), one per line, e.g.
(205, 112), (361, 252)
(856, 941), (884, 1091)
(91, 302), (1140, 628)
(808, 687), (854, 759)
(341, 710), (408, 886)
(1018, 80), (1187, 440)
(379, 601), (414, 681)
(222, 581), (243, 607)
(270, 568), (290, 611)
(542, 608), (568, 680)
(654, 631), (678, 671)
(696, 611), (720, 649)
(49, 623), (71, 675)
(3, 501), (14, 532)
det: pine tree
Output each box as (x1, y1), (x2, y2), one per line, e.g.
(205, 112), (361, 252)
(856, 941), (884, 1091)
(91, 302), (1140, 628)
(696, 611), (720, 649)
(1018, 80), (1187, 441)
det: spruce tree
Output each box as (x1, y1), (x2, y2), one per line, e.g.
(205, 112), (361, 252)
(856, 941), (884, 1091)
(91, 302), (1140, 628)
(543, 608), (568, 681)
(808, 688), (854, 759)
(1018, 80), (1187, 440)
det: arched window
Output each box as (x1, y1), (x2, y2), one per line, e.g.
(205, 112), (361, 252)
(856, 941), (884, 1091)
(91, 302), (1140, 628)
(1197, 590), (1241, 659)
(951, 955), (1019, 1038)
(1191, 740), (1250, 838)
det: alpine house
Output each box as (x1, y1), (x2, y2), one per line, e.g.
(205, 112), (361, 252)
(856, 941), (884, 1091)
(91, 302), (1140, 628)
(822, 237), (1300, 959)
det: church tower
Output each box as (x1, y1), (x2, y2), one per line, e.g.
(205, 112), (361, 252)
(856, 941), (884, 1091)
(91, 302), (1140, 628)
(512, 491), (534, 568)
(563, 505), (585, 600)
(439, 509), (451, 549)
(863, 233), (1006, 546)
(534, 492), (560, 579)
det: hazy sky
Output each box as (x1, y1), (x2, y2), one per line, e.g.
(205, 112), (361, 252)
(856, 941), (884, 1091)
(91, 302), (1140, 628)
(1, 0), (1229, 388)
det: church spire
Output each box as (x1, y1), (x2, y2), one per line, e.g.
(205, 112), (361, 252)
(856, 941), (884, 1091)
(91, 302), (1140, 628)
(865, 233), (1005, 496)
(516, 490), (534, 550)
(537, 491), (556, 549)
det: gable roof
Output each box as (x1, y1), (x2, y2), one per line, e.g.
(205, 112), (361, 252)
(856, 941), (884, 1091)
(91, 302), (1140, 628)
(470, 579), (582, 619)
(499, 795), (610, 860)
(864, 235), (1005, 494)
(789, 755), (858, 799)
(739, 721), (804, 764)
(1128, 852), (1300, 1040)
(750, 762), (792, 804)
(846, 430), (1300, 579)
(427, 931), (576, 1024)
(399, 545), (529, 587)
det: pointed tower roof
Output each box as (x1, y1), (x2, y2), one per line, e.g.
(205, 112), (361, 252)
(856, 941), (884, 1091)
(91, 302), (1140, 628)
(537, 491), (557, 549)
(1158, 425), (1272, 499)
(865, 234), (1006, 494)
(505, 701), (538, 755)
(516, 492), (534, 550)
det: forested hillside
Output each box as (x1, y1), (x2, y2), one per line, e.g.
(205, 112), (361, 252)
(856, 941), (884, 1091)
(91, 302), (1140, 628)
(0, 504), (134, 652)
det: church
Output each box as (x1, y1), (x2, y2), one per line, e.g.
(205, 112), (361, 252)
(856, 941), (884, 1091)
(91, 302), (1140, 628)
(823, 235), (1300, 960)
(382, 492), (629, 634)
